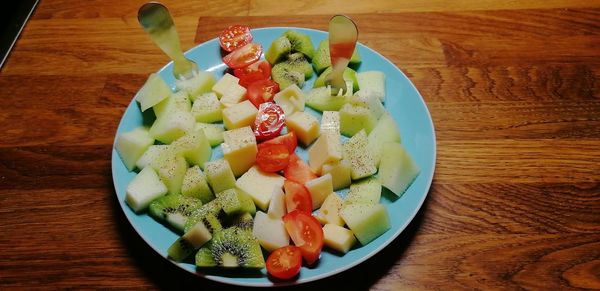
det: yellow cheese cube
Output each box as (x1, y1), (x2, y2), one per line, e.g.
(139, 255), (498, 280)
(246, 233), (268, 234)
(308, 133), (342, 174)
(323, 224), (356, 254)
(222, 100), (258, 130)
(322, 160), (352, 190)
(304, 174), (333, 210)
(221, 126), (257, 177)
(286, 111), (320, 146)
(236, 166), (285, 210)
(273, 84), (305, 115)
(316, 193), (344, 226)
(219, 83), (247, 107)
(212, 73), (239, 97)
(320, 111), (340, 136)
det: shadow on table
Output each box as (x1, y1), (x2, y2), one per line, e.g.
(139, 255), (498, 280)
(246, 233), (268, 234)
(111, 187), (430, 291)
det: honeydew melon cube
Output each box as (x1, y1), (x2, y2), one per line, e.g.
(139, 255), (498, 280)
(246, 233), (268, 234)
(344, 176), (381, 205)
(308, 133), (342, 174)
(235, 165), (285, 211)
(340, 203), (390, 245)
(305, 87), (347, 112)
(313, 66), (359, 92)
(151, 153), (188, 195)
(125, 167), (168, 212)
(315, 193), (344, 226)
(367, 112), (402, 167)
(175, 71), (216, 101)
(322, 160), (352, 190)
(339, 103), (378, 137)
(149, 109), (195, 144)
(153, 90), (191, 119)
(216, 188), (244, 215)
(323, 224), (356, 254)
(343, 130), (376, 180)
(194, 123), (224, 147)
(219, 83), (247, 107)
(222, 126), (257, 177)
(136, 73), (171, 112)
(320, 111), (340, 136)
(304, 174), (333, 210)
(273, 84), (305, 116)
(222, 100), (258, 130)
(191, 92), (223, 123)
(252, 211), (289, 252)
(135, 145), (170, 170)
(348, 89), (385, 120)
(211, 73), (239, 97)
(171, 128), (212, 168)
(378, 142), (420, 196)
(286, 111), (320, 146)
(115, 127), (155, 171)
(204, 159), (236, 194)
(267, 187), (286, 219)
(357, 71), (386, 102)
(181, 165), (215, 203)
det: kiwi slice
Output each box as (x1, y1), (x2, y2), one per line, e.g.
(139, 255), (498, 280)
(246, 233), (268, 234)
(236, 190), (256, 215)
(286, 53), (313, 79)
(313, 66), (359, 92)
(195, 226), (265, 268)
(265, 36), (292, 65)
(230, 212), (254, 231)
(272, 62), (305, 90)
(184, 199), (223, 233)
(168, 218), (215, 262)
(149, 194), (203, 233)
(313, 39), (362, 74)
(284, 30), (315, 60)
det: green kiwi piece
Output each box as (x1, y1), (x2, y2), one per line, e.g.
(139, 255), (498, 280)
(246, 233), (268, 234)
(216, 189), (244, 215)
(184, 199), (223, 233)
(236, 189), (256, 215)
(272, 62), (305, 89)
(313, 66), (359, 92)
(286, 53), (314, 79)
(266, 36), (292, 65)
(230, 212), (254, 231)
(312, 39), (362, 74)
(148, 194), (203, 233)
(195, 226), (265, 268)
(284, 30), (315, 60)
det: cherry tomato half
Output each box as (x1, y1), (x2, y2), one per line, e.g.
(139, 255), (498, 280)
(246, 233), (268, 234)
(234, 60), (272, 88)
(260, 131), (297, 154)
(246, 79), (280, 108)
(284, 154), (317, 185)
(222, 42), (263, 69)
(256, 143), (290, 173)
(283, 210), (324, 265)
(283, 180), (313, 214)
(218, 25), (253, 52)
(266, 246), (302, 280)
(253, 102), (285, 141)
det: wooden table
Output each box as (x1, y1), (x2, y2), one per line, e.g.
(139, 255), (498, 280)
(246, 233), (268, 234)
(1, 1), (599, 289)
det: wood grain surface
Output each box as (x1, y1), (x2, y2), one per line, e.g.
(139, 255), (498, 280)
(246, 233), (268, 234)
(1, 0), (599, 290)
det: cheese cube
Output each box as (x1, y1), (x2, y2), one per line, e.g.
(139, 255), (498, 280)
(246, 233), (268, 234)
(252, 211), (290, 252)
(273, 84), (305, 115)
(320, 111), (340, 136)
(308, 133), (342, 174)
(304, 174), (333, 210)
(222, 100), (258, 130)
(286, 111), (320, 146)
(221, 126), (257, 177)
(322, 160), (352, 190)
(212, 73), (239, 97)
(236, 165), (285, 210)
(219, 83), (247, 107)
(191, 92), (223, 123)
(323, 224), (356, 254)
(203, 159), (236, 193)
(316, 192), (344, 226)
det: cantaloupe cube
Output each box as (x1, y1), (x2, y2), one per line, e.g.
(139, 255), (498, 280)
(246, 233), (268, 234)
(342, 130), (376, 180)
(339, 103), (378, 137)
(175, 71), (216, 101)
(194, 123), (224, 147)
(222, 100), (258, 130)
(340, 203), (390, 245)
(212, 73), (239, 97)
(320, 111), (340, 136)
(378, 142), (420, 196)
(125, 166), (168, 212)
(171, 128), (212, 168)
(203, 159), (236, 194)
(153, 91), (191, 119)
(135, 145), (170, 170)
(273, 84), (305, 115)
(221, 126), (257, 177)
(321, 160), (352, 190)
(191, 92), (223, 123)
(135, 73), (171, 112)
(308, 133), (342, 174)
(316, 193), (344, 226)
(323, 224), (356, 253)
(252, 211), (289, 252)
(236, 165), (285, 211)
(304, 174), (333, 210)
(344, 176), (381, 205)
(149, 109), (195, 144)
(115, 127), (155, 171)
(181, 165), (214, 203)
(367, 112), (402, 167)
(356, 71), (386, 102)
(286, 111), (320, 146)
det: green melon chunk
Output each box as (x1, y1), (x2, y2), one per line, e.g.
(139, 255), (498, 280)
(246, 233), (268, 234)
(125, 167), (168, 213)
(150, 152), (188, 195)
(153, 90), (191, 119)
(313, 66), (359, 92)
(191, 92), (223, 123)
(339, 103), (378, 137)
(115, 127), (155, 171)
(135, 73), (172, 112)
(204, 159), (236, 194)
(175, 70), (216, 101)
(344, 176), (381, 205)
(342, 130), (376, 180)
(378, 142), (420, 196)
(149, 109), (195, 144)
(340, 203), (390, 245)
(356, 71), (386, 102)
(194, 123), (224, 147)
(305, 87), (348, 112)
(367, 112), (401, 167)
(171, 128), (212, 168)
(181, 165), (215, 203)
(312, 39), (361, 74)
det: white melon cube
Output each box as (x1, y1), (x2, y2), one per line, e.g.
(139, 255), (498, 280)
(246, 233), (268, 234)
(175, 70), (216, 101)
(212, 73), (239, 97)
(125, 167), (168, 212)
(222, 100), (258, 130)
(252, 211), (289, 252)
(308, 133), (342, 174)
(268, 187), (286, 219)
(152, 153), (188, 195)
(273, 84), (305, 115)
(194, 123), (224, 147)
(286, 111), (320, 146)
(322, 160), (352, 190)
(378, 142), (420, 196)
(221, 126), (257, 177)
(171, 128), (212, 168)
(149, 109), (195, 144)
(304, 174), (333, 210)
(340, 203), (390, 245)
(135, 73), (171, 112)
(320, 111), (340, 136)
(344, 176), (381, 205)
(316, 193), (344, 226)
(323, 224), (356, 254)
(135, 145), (170, 170)
(342, 130), (376, 180)
(339, 103), (378, 137)
(191, 92), (223, 123)
(367, 112), (402, 167)
(349, 89), (385, 120)
(236, 165), (285, 211)
(219, 83), (247, 107)
(115, 127), (155, 171)
(153, 91), (191, 119)
(356, 71), (386, 102)
(181, 165), (214, 203)
(203, 159), (236, 194)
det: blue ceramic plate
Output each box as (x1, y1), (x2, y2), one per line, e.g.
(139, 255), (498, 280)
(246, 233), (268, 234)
(112, 27), (436, 287)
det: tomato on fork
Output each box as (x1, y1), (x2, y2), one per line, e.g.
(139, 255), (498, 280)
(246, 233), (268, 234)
(266, 246), (302, 280)
(283, 210), (324, 265)
(218, 25), (253, 52)
(222, 42), (263, 69)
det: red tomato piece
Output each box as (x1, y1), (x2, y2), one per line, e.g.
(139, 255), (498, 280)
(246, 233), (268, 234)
(256, 144), (290, 173)
(284, 154), (317, 184)
(283, 210), (324, 265)
(222, 42), (263, 69)
(266, 246), (302, 280)
(283, 180), (313, 214)
(219, 25), (253, 52)
(260, 131), (297, 154)
(234, 60), (271, 88)
(253, 102), (285, 141)
(246, 79), (280, 108)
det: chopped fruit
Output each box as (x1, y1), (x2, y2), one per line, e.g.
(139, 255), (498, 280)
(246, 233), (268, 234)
(203, 159), (236, 194)
(305, 87), (348, 112)
(284, 180), (313, 214)
(340, 203), (390, 245)
(283, 30), (315, 59)
(175, 71), (216, 101)
(308, 133), (342, 174)
(342, 130), (377, 180)
(378, 142), (420, 196)
(223, 42), (263, 69)
(171, 128), (212, 168)
(234, 60), (272, 88)
(356, 71), (386, 102)
(181, 165), (214, 203)
(322, 224), (356, 254)
(265, 35), (292, 64)
(168, 220), (212, 262)
(253, 211), (290, 252)
(253, 102), (285, 141)
(135, 73), (171, 112)
(125, 167), (168, 212)
(194, 123), (224, 147)
(320, 111), (340, 136)
(321, 160), (352, 190)
(284, 154), (317, 184)
(283, 210), (324, 265)
(256, 143), (290, 173)
(266, 246), (302, 280)
(339, 102), (378, 137)
(268, 187), (287, 219)
(246, 79), (280, 108)
(115, 127), (155, 171)
(191, 92), (223, 123)
(344, 176), (381, 205)
(260, 131), (297, 154)
(219, 25), (253, 52)
(367, 112), (402, 167)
